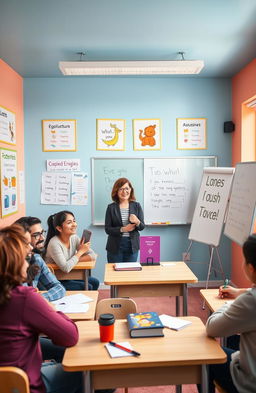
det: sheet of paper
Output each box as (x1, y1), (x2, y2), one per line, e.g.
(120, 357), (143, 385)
(159, 314), (192, 330)
(105, 342), (133, 358)
(51, 293), (93, 305)
(160, 262), (176, 266)
(55, 303), (89, 313)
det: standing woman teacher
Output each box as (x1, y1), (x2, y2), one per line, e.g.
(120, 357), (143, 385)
(105, 177), (145, 262)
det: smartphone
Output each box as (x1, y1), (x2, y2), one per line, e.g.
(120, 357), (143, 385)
(81, 229), (92, 244)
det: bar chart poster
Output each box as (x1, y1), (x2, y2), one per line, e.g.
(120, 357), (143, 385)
(0, 148), (18, 217)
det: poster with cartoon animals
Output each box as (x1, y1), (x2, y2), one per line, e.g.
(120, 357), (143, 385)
(133, 119), (161, 151)
(97, 119), (125, 151)
(0, 105), (16, 145)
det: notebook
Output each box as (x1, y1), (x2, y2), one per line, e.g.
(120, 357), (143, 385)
(159, 314), (192, 331)
(114, 262), (142, 271)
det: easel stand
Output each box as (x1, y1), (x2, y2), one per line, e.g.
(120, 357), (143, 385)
(185, 240), (225, 308)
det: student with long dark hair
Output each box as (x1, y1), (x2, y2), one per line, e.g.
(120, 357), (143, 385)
(44, 210), (99, 291)
(205, 234), (256, 393)
(0, 224), (82, 393)
(105, 178), (145, 263)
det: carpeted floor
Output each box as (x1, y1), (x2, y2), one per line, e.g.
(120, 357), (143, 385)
(98, 287), (217, 393)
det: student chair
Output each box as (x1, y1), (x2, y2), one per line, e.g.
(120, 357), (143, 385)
(0, 366), (30, 393)
(214, 380), (228, 393)
(95, 297), (137, 320)
(96, 298), (138, 393)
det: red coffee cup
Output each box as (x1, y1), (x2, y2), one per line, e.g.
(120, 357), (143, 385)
(98, 313), (115, 342)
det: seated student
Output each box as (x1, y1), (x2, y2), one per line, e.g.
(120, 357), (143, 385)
(205, 234), (256, 393)
(15, 216), (66, 301)
(0, 224), (82, 393)
(44, 210), (99, 291)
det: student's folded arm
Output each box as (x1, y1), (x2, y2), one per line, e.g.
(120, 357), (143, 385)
(47, 242), (78, 273)
(25, 289), (79, 347)
(79, 249), (97, 262)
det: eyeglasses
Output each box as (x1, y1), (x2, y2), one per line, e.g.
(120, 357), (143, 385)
(31, 229), (46, 239)
(118, 187), (130, 192)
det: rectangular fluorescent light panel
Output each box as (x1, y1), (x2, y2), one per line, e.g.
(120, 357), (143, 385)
(59, 60), (204, 75)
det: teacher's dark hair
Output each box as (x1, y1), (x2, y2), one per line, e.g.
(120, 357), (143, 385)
(44, 210), (75, 252)
(243, 234), (256, 269)
(111, 178), (136, 203)
(0, 225), (28, 305)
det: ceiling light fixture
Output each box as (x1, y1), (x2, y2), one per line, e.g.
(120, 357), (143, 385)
(59, 51), (204, 76)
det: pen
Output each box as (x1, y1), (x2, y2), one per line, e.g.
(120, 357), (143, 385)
(109, 341), (141, 356)
(223, 279), (229, 288)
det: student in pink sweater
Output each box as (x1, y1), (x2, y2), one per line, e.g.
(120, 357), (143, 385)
(0, 224), (82, 393)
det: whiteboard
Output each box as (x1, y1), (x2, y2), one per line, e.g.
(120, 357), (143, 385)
(189, 167), (234, 246)
(92, 156), (217, 225)
(224, 162), (256, 246)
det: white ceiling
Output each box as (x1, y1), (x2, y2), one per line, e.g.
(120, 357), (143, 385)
(1, 0), (256, 78)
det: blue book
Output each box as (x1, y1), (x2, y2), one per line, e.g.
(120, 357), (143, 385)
(127, 311), (164, 338)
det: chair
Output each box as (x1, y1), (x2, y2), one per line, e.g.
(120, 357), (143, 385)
(96, 298), (138, 393)
(96, 297), (137, 320)
(214, 380), (228, 393)
(0, 366), (30, 393)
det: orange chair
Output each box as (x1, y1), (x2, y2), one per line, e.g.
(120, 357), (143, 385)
(0, 366), (30, 393)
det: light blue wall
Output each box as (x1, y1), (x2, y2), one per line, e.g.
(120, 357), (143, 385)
(24, 76), (232, 283)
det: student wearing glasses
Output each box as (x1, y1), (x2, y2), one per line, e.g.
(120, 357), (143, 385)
(105, 177), (145, 263)
(15, 216), (66, 301)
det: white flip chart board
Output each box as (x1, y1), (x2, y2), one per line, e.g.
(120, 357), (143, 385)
(224, 162), (256, 246)
(189, 167), (235, 247)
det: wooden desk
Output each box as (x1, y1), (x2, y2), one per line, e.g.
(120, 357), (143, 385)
(62, 291), (98, 321)
(47, 260), (96, 290)
(200, 289), (226, 313)
(63, 318), (226, 393)
(104, 262), (198, 315)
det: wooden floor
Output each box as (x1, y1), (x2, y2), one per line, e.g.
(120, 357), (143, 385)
(98, 287), (215, 393)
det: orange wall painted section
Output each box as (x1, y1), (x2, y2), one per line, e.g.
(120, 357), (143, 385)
(231, 58), (256, 287)
(0, 59), (25, 228)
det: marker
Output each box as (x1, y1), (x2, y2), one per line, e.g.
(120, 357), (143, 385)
(109, 341), (141, 356)
(223, 279), (229, 288)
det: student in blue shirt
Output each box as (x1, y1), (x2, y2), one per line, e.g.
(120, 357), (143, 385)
(15, 216), (66, 301)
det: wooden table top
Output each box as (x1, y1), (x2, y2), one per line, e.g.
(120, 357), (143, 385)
(63, 317), (225, 372)
(200, 289), (226, 313)
(104, 262), (198, 286)
(47, 260), (96, 270)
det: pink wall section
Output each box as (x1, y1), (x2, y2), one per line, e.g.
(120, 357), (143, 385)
(0, 59), (25, 227)
(231, 58), (256, 287)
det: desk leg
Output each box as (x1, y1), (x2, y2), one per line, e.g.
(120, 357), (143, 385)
(83, 371), (93, 393)
(175, 385), (182, 393)
(201, 365), (208, 393)
(176, 297), (180, 316)
(183, 284), (188, 316)
(110, 285), (117, 298)
(84, 270), (89, 290)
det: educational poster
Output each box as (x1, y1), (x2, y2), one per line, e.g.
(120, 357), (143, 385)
(96, 119), (125, 151)
(140, 236), (160, 265)
(41, 172), (71, 205)
(0, 105), (16, 145)
(0, 148), (18, 217)
(71, 172), (88, 205)
(42, 120), (77, 152)
(177, 118), (207, 150)
(133, 119), (161, 151)
(46, 158), (80, 171)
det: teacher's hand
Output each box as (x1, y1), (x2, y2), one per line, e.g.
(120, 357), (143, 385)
(129, 214), (140, 226)
(122, 223), (136, 232)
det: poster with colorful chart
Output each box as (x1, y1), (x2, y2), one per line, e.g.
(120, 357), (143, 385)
(176, 118), (207, 150)
(0, 105), (16, 145)
(0, 148), (18, 217)
(42, 120), (77, 151)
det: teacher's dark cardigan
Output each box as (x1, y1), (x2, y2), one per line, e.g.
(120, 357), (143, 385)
(105, 201), (145, 254)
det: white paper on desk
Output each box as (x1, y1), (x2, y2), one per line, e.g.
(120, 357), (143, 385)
(51, 293), (93, 305)
(159, 314), (192, 331)
(225, 300), (234, 306)
(55, 303), (89, 313)
(105, 342), (133, 358)
(160, 262), (176, 266)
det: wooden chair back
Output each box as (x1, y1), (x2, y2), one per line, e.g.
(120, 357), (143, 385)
(96, 298), (137, 320)
(0, 366), (30, 393)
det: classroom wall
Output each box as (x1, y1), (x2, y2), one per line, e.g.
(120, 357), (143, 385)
(0, 59), (25, 227)
(24, 76), (232, 283)
(231, 58), (256, 287)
